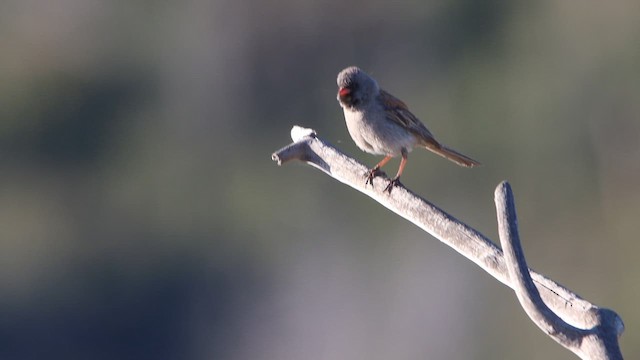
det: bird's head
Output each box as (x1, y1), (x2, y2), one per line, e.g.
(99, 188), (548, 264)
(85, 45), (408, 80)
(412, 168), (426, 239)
(336, 66), (379, 109)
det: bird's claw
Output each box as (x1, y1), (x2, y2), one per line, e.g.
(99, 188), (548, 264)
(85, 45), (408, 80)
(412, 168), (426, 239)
(365, 167), (384, 186)
(384, 178), (402, 194)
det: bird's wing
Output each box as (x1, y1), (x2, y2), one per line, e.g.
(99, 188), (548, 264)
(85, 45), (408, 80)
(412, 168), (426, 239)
(379, 89), (437, 144)
(380, 90), (480, 167)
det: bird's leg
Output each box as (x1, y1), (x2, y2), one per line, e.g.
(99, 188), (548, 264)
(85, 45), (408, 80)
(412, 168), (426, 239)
(365, 155), (392, 186)
(384, 149), (408, 194)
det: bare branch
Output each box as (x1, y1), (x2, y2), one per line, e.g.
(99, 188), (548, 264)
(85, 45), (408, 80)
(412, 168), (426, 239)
(495, 182), (623, 359)
(272, 126), (624, 359)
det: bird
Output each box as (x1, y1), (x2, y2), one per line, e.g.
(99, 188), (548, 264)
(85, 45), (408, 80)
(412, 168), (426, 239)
(336, 66), (480, 193)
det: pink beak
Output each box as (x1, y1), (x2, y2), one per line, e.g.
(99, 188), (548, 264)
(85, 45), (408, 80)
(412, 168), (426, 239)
(338, 87), (351, 97)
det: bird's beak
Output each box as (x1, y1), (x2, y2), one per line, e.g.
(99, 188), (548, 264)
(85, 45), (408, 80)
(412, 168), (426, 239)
(338, 87), (351, 97)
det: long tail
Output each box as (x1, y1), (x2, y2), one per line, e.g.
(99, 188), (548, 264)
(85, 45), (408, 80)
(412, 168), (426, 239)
(423, 141), (481, 168)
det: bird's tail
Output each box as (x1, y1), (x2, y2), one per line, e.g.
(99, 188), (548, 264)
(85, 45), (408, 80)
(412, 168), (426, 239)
(423, 141), (481, 168)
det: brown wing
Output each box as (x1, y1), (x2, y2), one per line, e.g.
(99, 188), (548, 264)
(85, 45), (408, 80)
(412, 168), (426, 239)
(379, 89), (437, 144)
(380, 89), (481, 167)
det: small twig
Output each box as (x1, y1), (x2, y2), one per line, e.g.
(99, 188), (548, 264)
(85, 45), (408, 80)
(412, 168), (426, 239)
(272, 126), (624, 359)
(495, 182), (623, 359)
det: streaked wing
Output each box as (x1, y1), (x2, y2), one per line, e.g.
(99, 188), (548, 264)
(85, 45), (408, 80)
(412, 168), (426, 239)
(379, 89), (436, 143)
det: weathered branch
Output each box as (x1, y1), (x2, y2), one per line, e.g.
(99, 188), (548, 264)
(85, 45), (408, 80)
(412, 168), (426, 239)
(272, 126), (624, 359)
(495, 182), (623, 359)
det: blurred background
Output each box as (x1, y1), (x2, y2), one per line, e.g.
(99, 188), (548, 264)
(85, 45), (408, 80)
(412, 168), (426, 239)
(1, 0), (639, 359)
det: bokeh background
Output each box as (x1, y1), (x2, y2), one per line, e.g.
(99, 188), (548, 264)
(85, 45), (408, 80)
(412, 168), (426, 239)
(1, 1), (639, 359)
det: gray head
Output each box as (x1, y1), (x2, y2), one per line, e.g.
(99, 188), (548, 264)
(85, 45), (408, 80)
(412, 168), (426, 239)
(336, 66), (379, 109)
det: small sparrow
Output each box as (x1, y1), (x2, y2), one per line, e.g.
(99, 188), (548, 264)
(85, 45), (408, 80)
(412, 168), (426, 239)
(336, 66), (480, 193)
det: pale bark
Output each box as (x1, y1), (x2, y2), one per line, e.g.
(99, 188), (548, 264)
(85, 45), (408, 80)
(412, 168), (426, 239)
(272, 126), (624, 359)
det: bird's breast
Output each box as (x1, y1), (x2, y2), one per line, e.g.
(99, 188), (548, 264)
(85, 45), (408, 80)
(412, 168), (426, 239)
(342, 108), (416, 156)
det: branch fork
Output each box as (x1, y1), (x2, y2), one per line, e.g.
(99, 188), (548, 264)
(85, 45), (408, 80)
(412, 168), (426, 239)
(272, 126), (624, 359)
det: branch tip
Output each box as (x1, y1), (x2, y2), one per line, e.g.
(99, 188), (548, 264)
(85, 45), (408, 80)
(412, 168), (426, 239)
(271, 152), (282, 166)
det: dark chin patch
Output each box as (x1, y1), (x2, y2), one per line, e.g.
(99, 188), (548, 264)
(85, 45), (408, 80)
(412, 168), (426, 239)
(339, 94), (359, 107)
(339, 85), (361, 107)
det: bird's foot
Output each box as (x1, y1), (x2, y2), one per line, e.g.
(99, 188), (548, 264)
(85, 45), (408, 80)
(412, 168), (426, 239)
(365, 167), (384, 186)
(384, 177), (402, 194)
